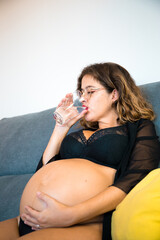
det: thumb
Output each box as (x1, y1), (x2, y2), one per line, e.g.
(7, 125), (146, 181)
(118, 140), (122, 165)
(36, 191), (53, 206)
(75, 109), (88, 121)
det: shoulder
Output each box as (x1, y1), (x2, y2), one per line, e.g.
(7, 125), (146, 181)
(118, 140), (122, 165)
(138, 119), (156, 133)
(136, 119), (157, 137)
(127, 119), (157, 138)
(127, 118), (155, 129)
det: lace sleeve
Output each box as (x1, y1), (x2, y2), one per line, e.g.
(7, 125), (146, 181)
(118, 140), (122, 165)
(113, 120), (160, 193)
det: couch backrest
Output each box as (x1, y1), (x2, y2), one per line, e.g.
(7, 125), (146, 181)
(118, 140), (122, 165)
(0, 81), (159, 176)
(0, 108), (79, 176)
(140, 81), (160, 137)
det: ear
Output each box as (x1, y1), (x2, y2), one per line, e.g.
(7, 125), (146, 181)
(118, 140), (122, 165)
(111, 89), (119, 102)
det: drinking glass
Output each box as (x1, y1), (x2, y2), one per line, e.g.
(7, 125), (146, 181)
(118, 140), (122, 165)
(53, 91), (86, 125)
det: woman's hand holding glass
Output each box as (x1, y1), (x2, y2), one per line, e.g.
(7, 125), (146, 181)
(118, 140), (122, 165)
(53, 91), (88, 127)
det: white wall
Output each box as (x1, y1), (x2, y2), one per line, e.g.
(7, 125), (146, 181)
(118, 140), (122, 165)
(0, 0), (160, 119)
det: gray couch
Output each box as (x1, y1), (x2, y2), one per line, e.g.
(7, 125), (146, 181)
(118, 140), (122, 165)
(0, 81), (160, 222)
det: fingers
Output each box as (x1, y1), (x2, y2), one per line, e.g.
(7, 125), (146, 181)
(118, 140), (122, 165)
(64, 109), (87, 128)
(74, 108), (88, 121)
(57, 98), (67, 108)
(36, 191), (53, 206)
(55, 93), (88, 127)
(20, 193), (54, 230)
(32, 225), (41, 231)
(21, 206), (44, 230)
(57, 93), (73, 108)
(65, 93), (73, 107)
(21, 207), (39, 224)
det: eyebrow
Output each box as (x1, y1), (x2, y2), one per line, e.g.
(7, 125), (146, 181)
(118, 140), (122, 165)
(81, 85), (97, 90)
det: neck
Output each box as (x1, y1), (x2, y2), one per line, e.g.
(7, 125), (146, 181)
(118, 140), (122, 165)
(98, 112), (120, 129)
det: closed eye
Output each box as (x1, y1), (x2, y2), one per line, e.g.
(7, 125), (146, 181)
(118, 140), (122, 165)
(87, 90), (96, 95)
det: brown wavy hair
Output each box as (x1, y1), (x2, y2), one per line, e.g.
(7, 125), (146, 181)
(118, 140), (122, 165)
(77, 62), (155, 129)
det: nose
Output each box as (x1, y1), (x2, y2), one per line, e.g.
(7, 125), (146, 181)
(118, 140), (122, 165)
(80, 96), (86, 103)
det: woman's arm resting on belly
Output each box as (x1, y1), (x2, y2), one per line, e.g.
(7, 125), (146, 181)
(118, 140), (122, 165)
(71, 186), (126, 224)
(21, 186), (126, 230)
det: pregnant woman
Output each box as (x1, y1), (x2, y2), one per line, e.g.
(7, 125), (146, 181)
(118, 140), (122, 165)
(0, 62), (160, 240)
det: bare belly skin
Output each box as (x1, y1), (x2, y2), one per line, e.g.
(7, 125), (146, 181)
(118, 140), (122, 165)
(20, 159), (116, 221)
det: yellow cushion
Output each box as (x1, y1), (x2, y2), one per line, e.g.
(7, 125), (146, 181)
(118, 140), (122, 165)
(112, 169), (160, 240)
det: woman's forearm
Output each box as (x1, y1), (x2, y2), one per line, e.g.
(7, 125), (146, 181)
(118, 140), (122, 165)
(42, 105), (87, 165)
(42, 125), (69, 164)
(71, 186), (126, 225)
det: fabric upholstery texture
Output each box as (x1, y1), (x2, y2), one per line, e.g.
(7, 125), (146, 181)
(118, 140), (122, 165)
(140, 81), (160, 137)
(0, 108), (56, 176)
(0, 174), (32, 220)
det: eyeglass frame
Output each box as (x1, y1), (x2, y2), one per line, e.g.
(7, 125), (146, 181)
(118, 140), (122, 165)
(76, 87), (106, 100)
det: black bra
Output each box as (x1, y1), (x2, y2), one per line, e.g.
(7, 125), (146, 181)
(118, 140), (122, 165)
(60, 125), (128, 169)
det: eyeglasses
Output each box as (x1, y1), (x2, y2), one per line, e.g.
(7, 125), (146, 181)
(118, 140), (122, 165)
(76, 87), (105, 100)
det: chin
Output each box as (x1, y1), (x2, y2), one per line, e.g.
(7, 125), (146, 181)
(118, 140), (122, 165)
(84, 114), (96, 123)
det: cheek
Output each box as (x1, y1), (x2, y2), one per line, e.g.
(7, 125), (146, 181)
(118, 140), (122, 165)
(89, 97), (109, 112)
(87, 97), (112, 121)
(86, 99), (107, 119)
(89, 96), (102, 107)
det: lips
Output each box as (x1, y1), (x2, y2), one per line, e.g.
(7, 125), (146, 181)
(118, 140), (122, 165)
(82, 105), (88, 110)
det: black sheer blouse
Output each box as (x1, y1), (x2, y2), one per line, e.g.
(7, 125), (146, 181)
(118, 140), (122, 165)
(112, 119), (160, 193)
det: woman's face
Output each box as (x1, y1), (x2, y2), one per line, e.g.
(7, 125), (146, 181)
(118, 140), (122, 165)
(81, 75), (118, 125)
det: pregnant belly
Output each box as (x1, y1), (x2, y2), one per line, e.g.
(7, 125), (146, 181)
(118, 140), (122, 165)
(20, 159), (116, 215)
